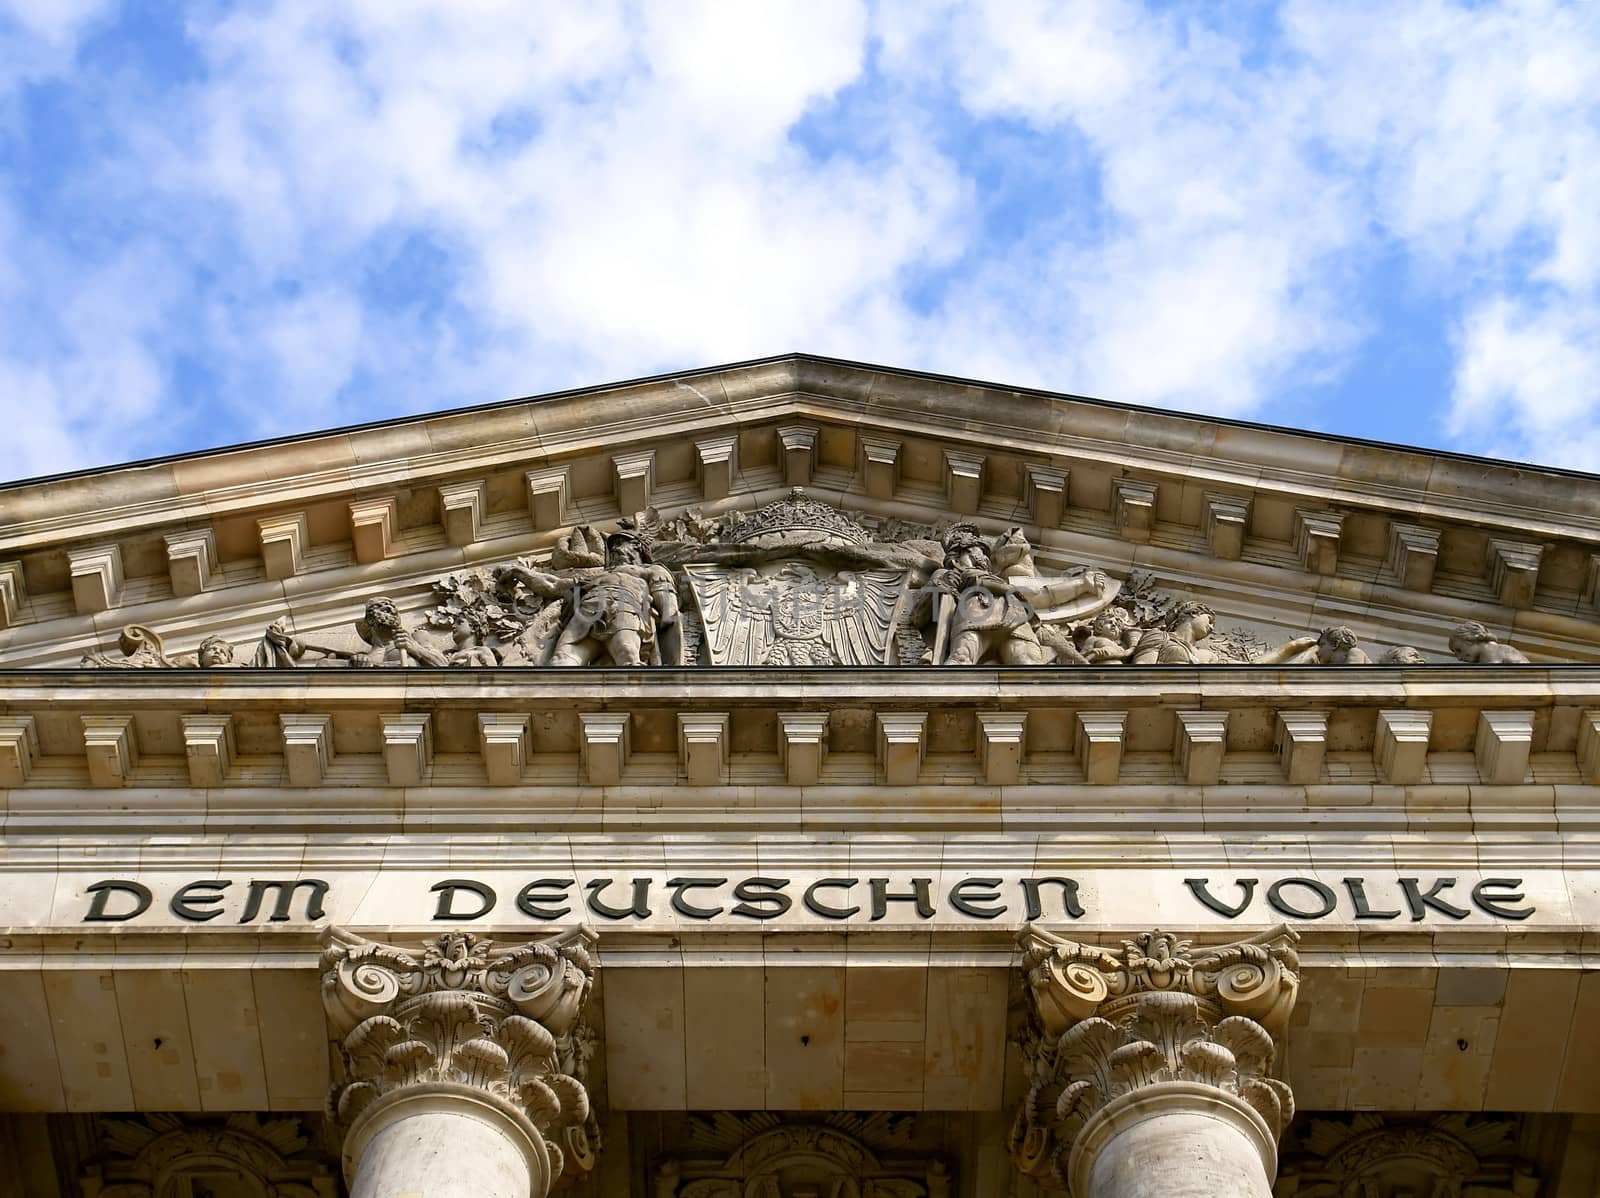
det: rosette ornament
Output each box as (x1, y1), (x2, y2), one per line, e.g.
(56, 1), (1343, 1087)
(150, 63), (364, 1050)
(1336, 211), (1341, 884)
(1010, 925), (1300, 1198)
(321, 927), (599, 1198)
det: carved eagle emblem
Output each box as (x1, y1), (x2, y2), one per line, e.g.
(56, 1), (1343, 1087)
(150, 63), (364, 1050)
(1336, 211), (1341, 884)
(684, 560), (911, 667)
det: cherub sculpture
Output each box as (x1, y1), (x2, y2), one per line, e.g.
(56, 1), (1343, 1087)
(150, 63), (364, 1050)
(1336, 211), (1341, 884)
(1278, 625), (1371, 665)
(82, 625), (240, 668)
(1039, 605), (1140, 666)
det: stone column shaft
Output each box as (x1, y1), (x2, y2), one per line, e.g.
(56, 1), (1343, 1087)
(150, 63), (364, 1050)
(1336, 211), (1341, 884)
(347, 1087), (544, 1198)
(1077, 1084), (1275, 1198)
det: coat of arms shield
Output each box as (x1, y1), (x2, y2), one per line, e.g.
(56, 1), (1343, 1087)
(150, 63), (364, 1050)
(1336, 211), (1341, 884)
(684, 561), (911, 667)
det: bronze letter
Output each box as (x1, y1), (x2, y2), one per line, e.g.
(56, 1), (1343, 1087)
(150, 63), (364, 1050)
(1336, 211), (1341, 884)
(171, 880), (231, 922)
(731, 877), (792, 919)
(803, 878), (859, 919)
(516, 879), (573, 920)
(239, 879), (328, 923)
(1184, 877), (1257, 918)
(84, 879), (152, 922)
(1399, 877), (1470, 921)
(1266, 877), (1337, 919)
(430, 879), (496, 920)
(585, 877), (652, 920)
(665, 877), (726, 920)
(1343, 877), (1400, 920)
(869, 877), (934, 921)
(950, 877), (1006, 919)
(1021, 877), (1084, 920)
(1471, 878), (1534, 921)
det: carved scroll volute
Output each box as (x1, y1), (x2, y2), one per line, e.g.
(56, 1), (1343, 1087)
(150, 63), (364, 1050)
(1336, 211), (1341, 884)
(1191, 928), (1301, 1039)
(1020, 925), (1115, 1039)
(320, 927), (416, 1033)
(501, 927), (598, 1036)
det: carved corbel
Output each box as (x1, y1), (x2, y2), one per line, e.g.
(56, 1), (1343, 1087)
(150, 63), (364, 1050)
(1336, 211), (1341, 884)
(695, 435), (738, 501)
(0, 560), (27, 628)
(69, 544), (124, 614)
(777, 424), (818, 486)
(321, 926), (601, 1193)
(1010, 925), (1300, 1193)
(439, 478), (487, 546)
(613, 450), (655, 517)
(1112, 478), (1156, 543)
(1026, 464), (1068, 529)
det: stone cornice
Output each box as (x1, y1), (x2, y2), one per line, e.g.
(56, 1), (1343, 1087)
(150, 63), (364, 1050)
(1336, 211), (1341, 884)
(6, 355), (1599, 544)
(0, 666), (1596, 848)
(2, 659), (1597, 698)
(5, 356), (1600, 652)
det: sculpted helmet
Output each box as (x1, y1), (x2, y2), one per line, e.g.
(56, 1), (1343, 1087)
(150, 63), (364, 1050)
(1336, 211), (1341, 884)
(941, 522), (986, 558)
(605, 529), (650, 563)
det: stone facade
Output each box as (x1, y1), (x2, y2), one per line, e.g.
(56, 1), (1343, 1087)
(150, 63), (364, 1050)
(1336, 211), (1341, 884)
(1, 355), (1598, 1197)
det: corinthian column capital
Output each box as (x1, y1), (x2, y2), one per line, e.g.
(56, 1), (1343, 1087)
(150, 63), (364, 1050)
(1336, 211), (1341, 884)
(321, 926), (600, 1197)
(1010, 925), (1301, 1197)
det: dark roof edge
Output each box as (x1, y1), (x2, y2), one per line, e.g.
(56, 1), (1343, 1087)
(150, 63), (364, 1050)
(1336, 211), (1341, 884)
(4, 350), (1596, 491)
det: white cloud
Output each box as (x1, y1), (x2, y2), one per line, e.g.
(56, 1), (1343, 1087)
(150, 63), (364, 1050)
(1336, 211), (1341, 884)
(2, 0), (1600, 477)
(1451, 297), (1600, 468)
(1282, 0), (1600, 467)
(876, 0), (1363, 415)
(110, 0), (964, 442)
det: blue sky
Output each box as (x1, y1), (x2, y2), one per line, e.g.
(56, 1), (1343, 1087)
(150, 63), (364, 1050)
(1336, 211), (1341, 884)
(1, 0), (1598, 480)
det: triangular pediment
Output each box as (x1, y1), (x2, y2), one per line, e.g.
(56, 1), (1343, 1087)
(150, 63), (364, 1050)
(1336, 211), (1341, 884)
(1, 353), (1598, 668)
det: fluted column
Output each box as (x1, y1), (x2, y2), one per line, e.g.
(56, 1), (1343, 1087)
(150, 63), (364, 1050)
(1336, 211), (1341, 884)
(1009, 926), (1300, 1198)
(321, 927), (600, 1198)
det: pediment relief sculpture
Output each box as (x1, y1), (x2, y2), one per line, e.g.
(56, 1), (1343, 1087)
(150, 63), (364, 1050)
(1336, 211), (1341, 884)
(656, 1114), (949, 1198)
(65, 491), (1536, 669)
(80, 1112), (338, 1198)
(1275, 1112), (1537, 1197)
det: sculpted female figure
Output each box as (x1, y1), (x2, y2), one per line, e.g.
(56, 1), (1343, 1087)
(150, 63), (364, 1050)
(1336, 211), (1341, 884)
(1448, 620), (1529, 664)
(1130, 601), (1318, 665)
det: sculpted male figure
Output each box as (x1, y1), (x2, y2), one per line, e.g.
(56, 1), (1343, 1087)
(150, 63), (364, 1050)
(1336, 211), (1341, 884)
(195, 635), (238, 667)
(495, 530), (682, 666)
(350, 596), (449, 667)
(914, 524), (1108, 666)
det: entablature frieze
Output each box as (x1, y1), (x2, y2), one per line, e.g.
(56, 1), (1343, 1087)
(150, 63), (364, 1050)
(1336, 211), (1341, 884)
(1, 668), (1599, 831)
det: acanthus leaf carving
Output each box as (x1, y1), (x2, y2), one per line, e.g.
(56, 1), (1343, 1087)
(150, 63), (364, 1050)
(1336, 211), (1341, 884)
(1010, 925), (1301, 1192)
(320, 925), (600, 1189)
